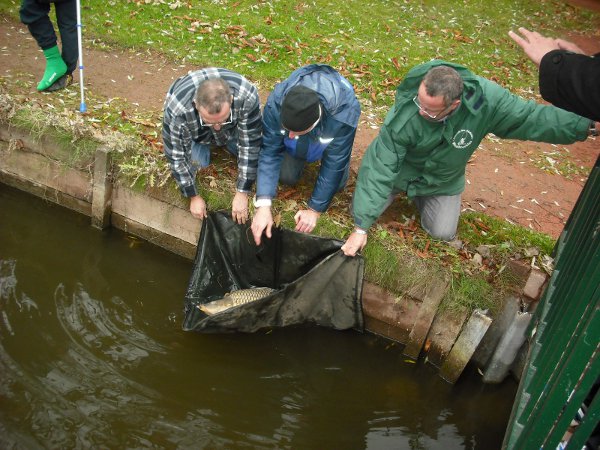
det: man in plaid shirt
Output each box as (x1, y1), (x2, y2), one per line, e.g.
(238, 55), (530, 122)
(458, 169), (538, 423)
(162, 68), (262, 223)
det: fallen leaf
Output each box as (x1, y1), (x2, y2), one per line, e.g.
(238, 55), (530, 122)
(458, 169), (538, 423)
(423, 339), (431, 352)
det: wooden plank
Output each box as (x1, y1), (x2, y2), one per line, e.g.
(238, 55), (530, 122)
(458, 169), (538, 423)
(111, 185), (201, 245)
(0, 145), (92, 202)
(91, 147), (113, 229)
(361, 282), (420, 343)
(403, 276), (449, 359)
(0, 171), (91, 216)
(111, 213), (197, 260)
(440, 309), (493, 383)
(424, 305), (469, 368)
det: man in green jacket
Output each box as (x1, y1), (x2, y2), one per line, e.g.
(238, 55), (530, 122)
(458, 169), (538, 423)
(341, 60), (595, 257)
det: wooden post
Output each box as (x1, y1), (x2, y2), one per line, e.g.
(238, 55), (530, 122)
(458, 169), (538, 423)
(91, 146), (113, 229)
(440, 309), (492, 383)
(403, 276), (448, 359)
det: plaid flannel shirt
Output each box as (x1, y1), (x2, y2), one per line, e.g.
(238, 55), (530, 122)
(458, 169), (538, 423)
(162, 68), (262, 197)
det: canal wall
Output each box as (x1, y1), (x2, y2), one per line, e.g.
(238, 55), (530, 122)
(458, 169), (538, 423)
(0, 123), (549, 384)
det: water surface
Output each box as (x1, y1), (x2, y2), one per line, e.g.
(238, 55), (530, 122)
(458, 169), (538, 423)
(0, 184), (516, 449)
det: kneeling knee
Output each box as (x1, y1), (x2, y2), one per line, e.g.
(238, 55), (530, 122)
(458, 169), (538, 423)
(422, 224), (456, 242)
(279, 173), (301, 186)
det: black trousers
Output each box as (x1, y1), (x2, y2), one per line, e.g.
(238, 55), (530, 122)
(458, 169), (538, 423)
(19, 0), (78, 74)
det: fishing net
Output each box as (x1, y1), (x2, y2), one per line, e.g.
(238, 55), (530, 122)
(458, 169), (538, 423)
(182, 211), (364, 333)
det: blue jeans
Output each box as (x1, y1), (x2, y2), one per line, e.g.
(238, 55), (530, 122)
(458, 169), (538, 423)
(279, 152), (349, 192)
(191, 137), (238, 169)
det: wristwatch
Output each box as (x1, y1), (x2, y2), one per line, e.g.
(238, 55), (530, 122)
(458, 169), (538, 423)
(354, 228), (368, 235)
(589, 121), (598, 137)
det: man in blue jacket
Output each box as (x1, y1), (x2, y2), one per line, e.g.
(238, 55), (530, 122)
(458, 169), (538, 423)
(251, 64), (361, 245)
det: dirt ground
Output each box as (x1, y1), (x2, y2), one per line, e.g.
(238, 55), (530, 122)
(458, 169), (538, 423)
(1, 7), (599, 240)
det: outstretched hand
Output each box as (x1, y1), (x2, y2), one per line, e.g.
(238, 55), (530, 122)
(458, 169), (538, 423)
(189, 195), (208, 220)
(341, 231), (368, 257)
(251, 207), (274, 245)
(231, 191), (249, 224)
(294, 209), (320, 233)
(554, 38), (586, 55)
(509, 27), (585, 67)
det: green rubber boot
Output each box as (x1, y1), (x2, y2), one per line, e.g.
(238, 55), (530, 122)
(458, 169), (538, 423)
(37, 45), (67, 92)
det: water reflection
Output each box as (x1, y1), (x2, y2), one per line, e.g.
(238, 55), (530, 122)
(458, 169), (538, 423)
(0, 185), (516, 448)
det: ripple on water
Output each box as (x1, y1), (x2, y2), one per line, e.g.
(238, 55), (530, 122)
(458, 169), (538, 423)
(54, 282), (167, 368)
(0, 260), (227, 448)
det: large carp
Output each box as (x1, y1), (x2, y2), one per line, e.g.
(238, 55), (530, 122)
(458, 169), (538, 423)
(197, 287), (276, 316)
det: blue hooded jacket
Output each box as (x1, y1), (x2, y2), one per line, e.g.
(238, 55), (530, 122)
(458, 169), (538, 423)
(256, 64), (361, 212)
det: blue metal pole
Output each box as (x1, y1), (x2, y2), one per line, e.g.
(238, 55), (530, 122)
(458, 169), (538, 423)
(76, 0), (86, 113)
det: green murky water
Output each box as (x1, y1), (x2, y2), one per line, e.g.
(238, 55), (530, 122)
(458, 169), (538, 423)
(0, 184), (516, 449)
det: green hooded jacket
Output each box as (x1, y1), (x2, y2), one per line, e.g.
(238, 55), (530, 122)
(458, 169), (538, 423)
(353, 60), (590, 230)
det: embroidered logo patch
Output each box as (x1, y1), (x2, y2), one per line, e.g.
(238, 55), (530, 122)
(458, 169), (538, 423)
(452, 129), (474, 149)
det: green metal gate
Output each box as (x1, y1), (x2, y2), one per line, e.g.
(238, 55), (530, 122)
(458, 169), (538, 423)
(502, 155), (600, 450)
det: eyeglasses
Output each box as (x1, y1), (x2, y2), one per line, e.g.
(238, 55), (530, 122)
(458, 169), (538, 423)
(199, 109), (233, 128)
(412, 95), (453, 120)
